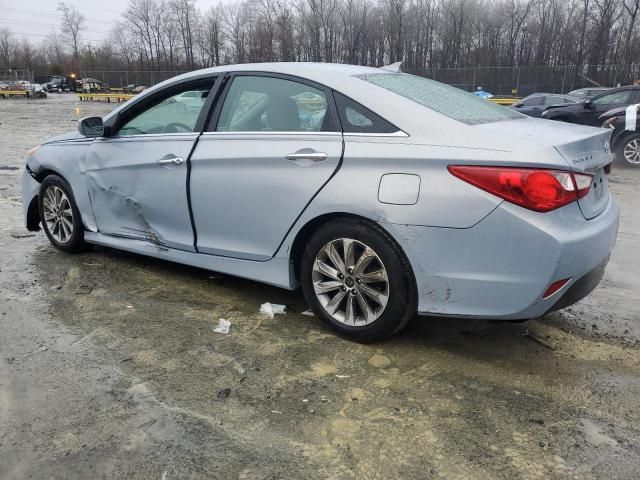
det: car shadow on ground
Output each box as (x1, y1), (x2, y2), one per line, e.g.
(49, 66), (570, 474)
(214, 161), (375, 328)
(35, 243), (556, 367)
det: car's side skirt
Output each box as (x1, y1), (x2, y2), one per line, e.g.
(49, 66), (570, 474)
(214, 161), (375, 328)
(84, 232), (294, 290)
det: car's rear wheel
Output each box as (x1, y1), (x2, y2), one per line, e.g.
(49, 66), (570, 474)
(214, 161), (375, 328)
(617, 133), (640, 166)
(301, 218), (416, 342)
(38, 175), (86, 253)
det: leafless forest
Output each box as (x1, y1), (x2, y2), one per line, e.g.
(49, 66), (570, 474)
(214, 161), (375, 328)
(1, 0), (639, 77)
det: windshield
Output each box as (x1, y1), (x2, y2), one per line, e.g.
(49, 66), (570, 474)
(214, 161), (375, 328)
(355, 72), (524, 125)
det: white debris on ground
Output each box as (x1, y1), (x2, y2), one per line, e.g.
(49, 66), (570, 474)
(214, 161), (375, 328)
(259, 302), (287, 319)
(213, 318), (231, 334)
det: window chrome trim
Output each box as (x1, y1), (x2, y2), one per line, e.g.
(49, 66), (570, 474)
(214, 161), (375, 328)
(97, 132), (199, 141)
(198, 130), (407, 138)
(343, 130), (409, 138)
(200, 131), (342, 137)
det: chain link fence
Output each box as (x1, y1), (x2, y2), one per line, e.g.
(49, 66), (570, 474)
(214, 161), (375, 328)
(26, 63), (640, 95)
(0, 69), (34, 85)
(79, 70), (183, 88)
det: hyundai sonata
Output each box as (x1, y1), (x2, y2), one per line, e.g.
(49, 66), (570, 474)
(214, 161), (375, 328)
(21, 63), (619, 341)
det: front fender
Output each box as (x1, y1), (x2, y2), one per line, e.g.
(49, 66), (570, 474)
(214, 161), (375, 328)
(23, 141), (98, 232)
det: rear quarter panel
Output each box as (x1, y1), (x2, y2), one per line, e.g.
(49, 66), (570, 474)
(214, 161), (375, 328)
(275, 137), (510, 269)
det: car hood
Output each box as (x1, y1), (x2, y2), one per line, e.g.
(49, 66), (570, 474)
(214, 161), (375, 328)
(472, 117), (612, 173)
(43, 131), (86, 145)
(542, 103), (574, 114)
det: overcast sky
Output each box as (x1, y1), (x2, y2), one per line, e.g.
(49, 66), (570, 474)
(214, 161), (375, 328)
(0, 0), (222, 44)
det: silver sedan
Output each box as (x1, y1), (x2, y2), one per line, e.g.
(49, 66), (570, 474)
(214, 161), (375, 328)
(21, 63), (619, 341)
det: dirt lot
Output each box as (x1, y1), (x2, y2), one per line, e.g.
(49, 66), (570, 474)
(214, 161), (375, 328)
(1, 94), (639, 480)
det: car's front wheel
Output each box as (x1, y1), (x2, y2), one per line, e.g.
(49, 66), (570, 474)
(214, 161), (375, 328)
(301, 219), (417, 342)
(38, 175), (86, 253)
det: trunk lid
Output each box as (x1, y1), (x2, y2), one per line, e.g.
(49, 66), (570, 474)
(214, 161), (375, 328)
(473, 118), (613, 219)
(551, 126), (612, 220)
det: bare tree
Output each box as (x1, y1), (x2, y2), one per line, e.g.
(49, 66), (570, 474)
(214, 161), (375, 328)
(58, 2), (86, 59)
(0, 27), (14, 68)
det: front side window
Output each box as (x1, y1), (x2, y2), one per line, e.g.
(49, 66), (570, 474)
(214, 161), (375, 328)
(118, 83), (212, 136)
(591, 90), (634, 106)
(356, 73), (523, 125)
(215, 76), (335, 132)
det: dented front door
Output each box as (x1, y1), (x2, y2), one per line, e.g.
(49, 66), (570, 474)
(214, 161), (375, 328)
(85, 134), (196, 251)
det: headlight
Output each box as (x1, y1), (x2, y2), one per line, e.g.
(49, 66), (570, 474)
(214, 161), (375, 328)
(601, 118), (616, 129)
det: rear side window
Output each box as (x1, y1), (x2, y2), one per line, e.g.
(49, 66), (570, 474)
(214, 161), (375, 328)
(542, 96), (566, 106)
(355, 73), (523, 125)
(334, 92), (399, 134)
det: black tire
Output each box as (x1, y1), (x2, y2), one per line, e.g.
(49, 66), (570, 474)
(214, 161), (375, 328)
(300, 218), (417, 342)
(38, 174), (87, 253)
(615, 132), (640, 167)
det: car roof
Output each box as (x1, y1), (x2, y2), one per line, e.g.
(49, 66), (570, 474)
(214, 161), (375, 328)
(590, 84), (640, 99)
(103, 62), (522, 140)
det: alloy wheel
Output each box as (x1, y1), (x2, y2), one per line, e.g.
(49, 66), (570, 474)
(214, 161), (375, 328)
(42, 186), (74, 244)
(623, 139), (640, 164)
(312, 238), (389, 326)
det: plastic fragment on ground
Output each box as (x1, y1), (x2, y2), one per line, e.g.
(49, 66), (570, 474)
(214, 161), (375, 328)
(213, 318), (231, 334)
(259, 302), (287, 319)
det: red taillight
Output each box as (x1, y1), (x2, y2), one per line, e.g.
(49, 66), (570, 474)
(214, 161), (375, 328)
(448, 166), (593, 212)
(542, 278), (571, 299)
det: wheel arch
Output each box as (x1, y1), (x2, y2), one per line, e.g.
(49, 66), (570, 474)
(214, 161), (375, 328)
(288, 212), (417, 292)
(25, 168), (69, 231)
(32, 168), (97, 233)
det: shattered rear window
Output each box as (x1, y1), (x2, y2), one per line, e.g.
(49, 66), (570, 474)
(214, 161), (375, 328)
(355, 73), (524, 125)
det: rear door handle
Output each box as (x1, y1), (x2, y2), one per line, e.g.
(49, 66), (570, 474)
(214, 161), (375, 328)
(157, 156), (184, 166)
(285, 150), (328, 162)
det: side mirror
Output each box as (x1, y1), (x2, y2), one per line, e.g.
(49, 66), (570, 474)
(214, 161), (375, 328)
(584, 100), (592, 109)
(78, 116), (104, 137)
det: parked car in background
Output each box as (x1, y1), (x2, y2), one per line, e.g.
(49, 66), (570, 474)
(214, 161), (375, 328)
(473, 86), (493, 99)
(0, 82), (8, 90)
(542, 86), (640, 125)
(511, 94), (579, 117)
(31, 84), (48, 99)
(21, 63), (618, 341)
(600, 106), (640, 166)
(568, 87), (610, 99)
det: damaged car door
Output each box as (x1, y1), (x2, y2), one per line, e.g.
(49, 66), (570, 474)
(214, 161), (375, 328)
(85, 79), (215, 251)
(189, 74), (343, 261)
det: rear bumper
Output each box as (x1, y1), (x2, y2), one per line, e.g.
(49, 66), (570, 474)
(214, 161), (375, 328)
(385, 196), (619, 319)
(546, 257), (608, 313)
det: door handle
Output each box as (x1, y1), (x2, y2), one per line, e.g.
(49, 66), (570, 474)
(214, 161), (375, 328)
(285, 150), (328, 162)
(157, 156), (184, 166)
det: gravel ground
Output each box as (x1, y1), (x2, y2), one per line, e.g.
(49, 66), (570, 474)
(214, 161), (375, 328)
(1, 94), (639, 480)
